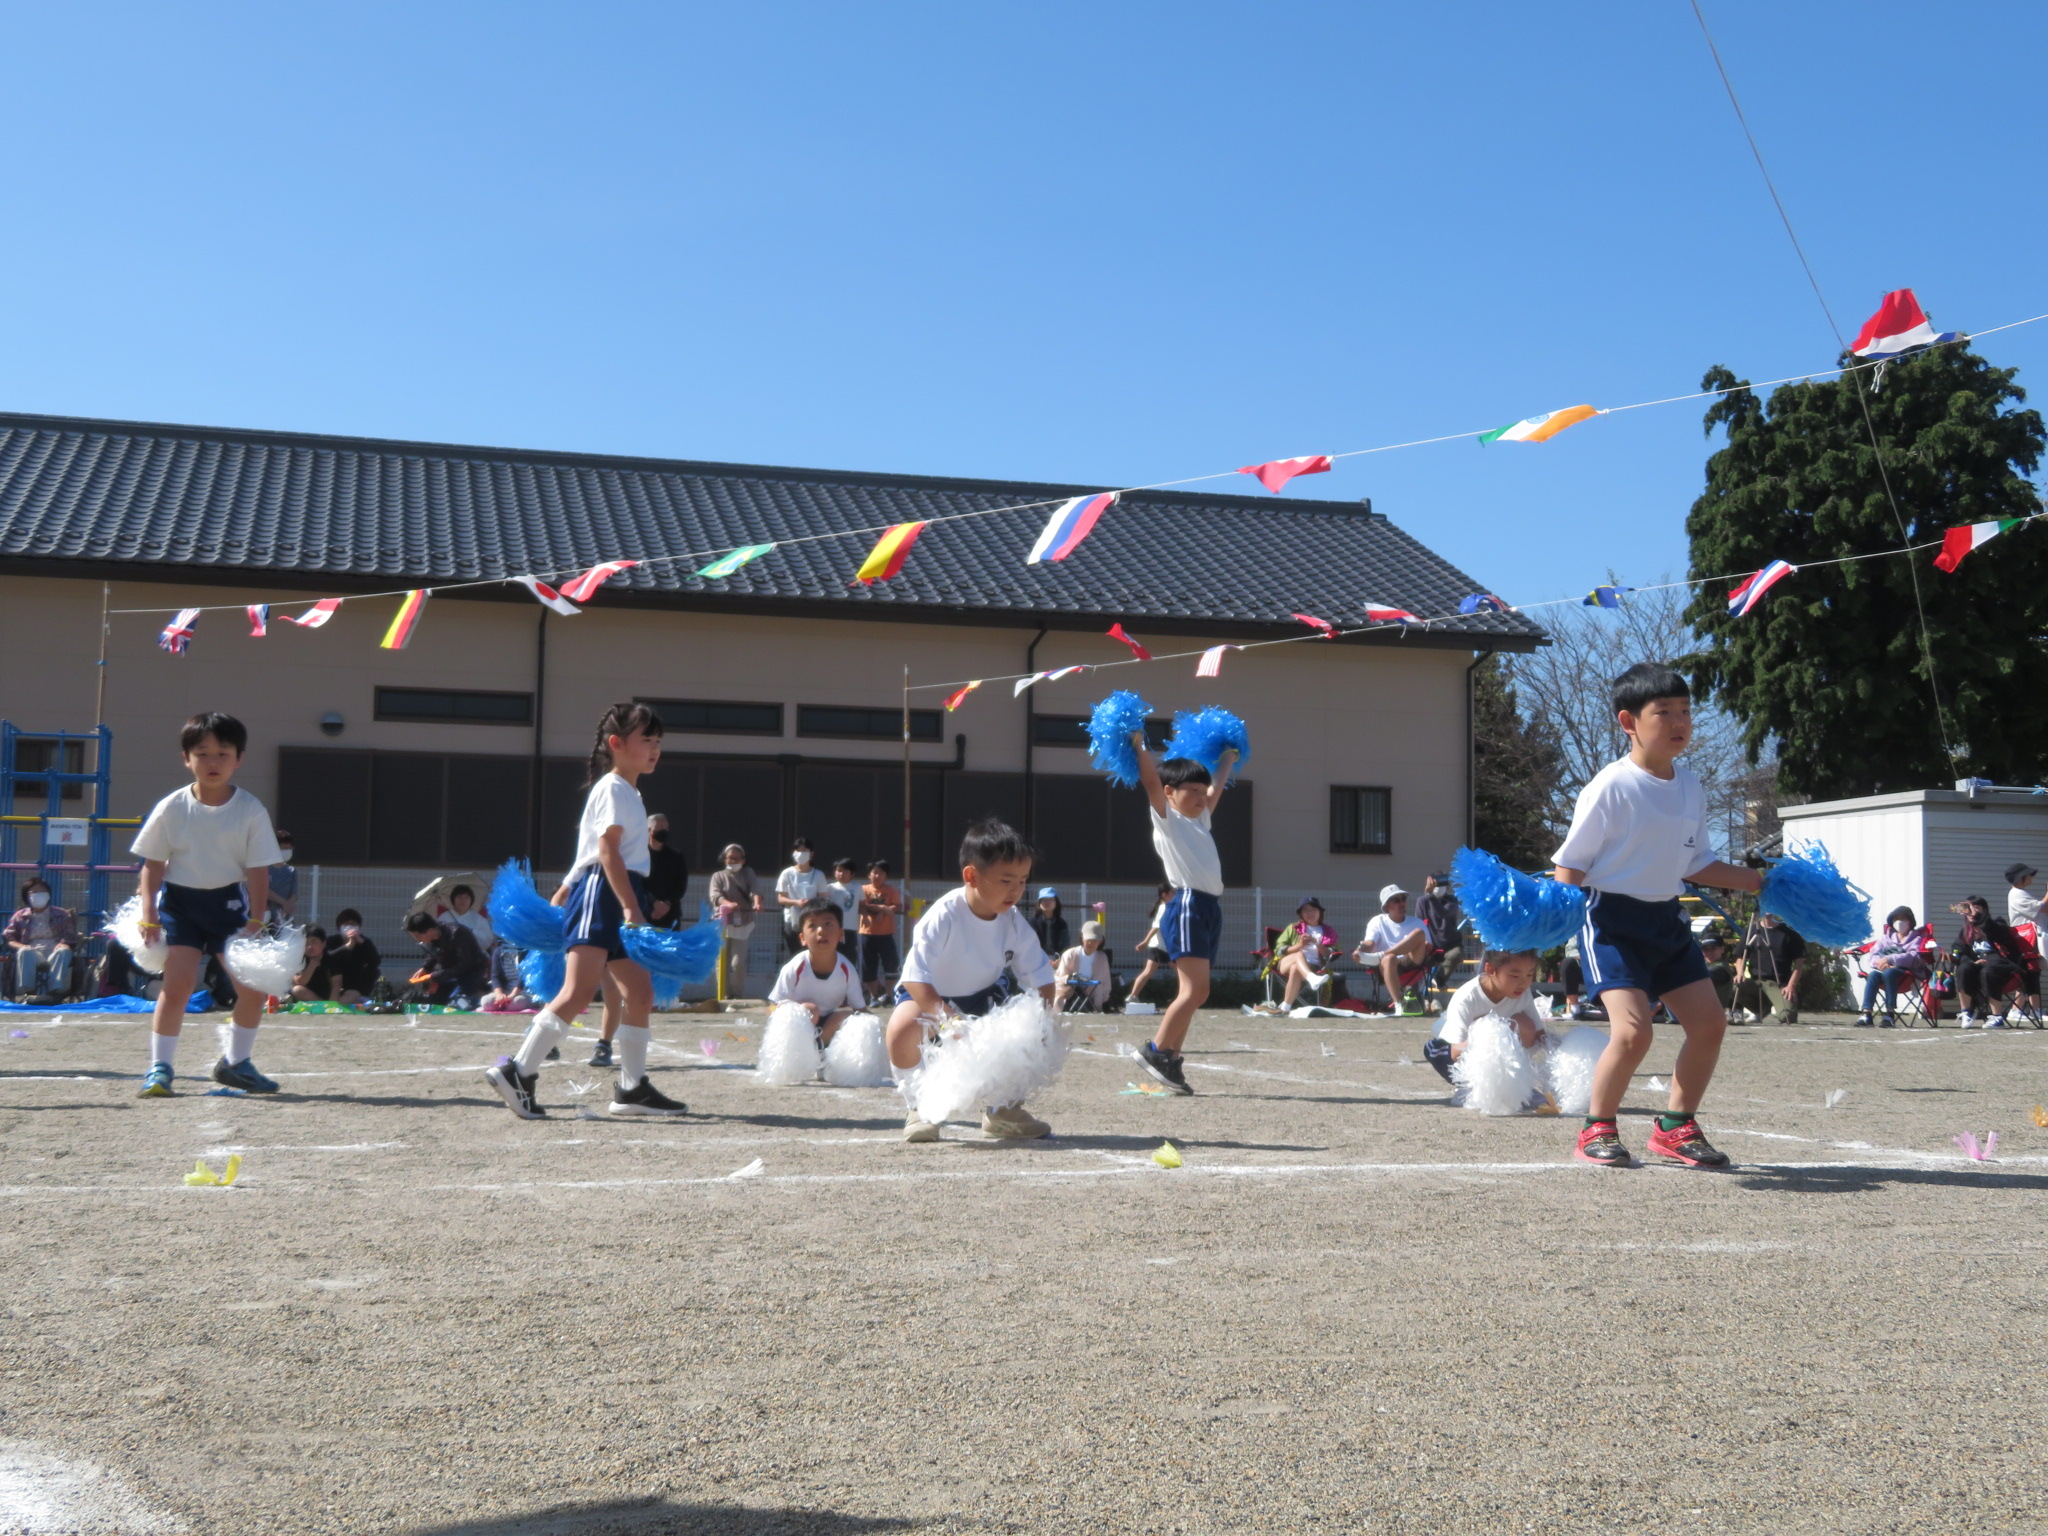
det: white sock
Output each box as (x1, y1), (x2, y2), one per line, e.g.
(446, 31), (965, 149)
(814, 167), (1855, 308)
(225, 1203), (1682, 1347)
(615, 1024), (650, 1091)
(513, 1010), (569, 1076)
(229, 1025), (259, 1064)
(149, 1032), (179, 1069)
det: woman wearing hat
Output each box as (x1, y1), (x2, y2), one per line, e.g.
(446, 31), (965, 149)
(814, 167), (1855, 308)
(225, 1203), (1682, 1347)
(1272, 898), (1341, 1011)
(1029, 887), (1071, 962)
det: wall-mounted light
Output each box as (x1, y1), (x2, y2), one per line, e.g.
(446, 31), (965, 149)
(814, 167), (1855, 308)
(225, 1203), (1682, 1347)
(319, 712), (345, 738)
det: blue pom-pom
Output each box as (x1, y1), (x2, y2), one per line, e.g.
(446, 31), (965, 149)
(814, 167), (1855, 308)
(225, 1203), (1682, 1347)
(1759, 843), (1872, 948)
(1450, 846), (1588, 951)
(623, 917), (724, 986)
(518, 948), (565, 1002)
(490, 859), (567, 954)
(1087, 690), (1153, 788)
(1162, 706), (1250, 773)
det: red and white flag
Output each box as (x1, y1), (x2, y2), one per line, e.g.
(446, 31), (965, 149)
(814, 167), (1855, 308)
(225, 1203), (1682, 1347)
(1196, 645), (1231, 678)
(1290, 612), (1336, 638)
(286, 598), (343, 629)
(1363, 603), (1420, 625)
(1852, 289), (1959, 361)
(1106, 623), (1152, 661)
(1239, 455), (1333, 494)
(247, 604), (270, 637)
(560, 560), (639, 603)
(514, 576), (582, 616)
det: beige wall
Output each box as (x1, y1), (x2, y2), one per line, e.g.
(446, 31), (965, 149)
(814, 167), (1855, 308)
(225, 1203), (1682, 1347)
(0, 573), (1477, 892)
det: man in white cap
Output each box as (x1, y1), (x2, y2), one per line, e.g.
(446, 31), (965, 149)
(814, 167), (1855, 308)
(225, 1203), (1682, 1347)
(1354, 883), (1433, 1015)
(1054, 921), (1113, 1013)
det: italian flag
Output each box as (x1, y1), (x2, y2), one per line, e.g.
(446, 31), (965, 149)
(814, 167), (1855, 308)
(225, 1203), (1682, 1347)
(1933, 519), (2021, 573)
(1478, 404), (1597, 445)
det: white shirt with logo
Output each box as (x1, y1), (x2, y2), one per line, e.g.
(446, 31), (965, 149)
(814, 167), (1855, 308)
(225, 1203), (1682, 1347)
(1552, 757), (1713, 900)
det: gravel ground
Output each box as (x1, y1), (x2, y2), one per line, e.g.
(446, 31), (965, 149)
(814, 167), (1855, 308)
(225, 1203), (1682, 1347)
(2, 1004), (2046, 1536)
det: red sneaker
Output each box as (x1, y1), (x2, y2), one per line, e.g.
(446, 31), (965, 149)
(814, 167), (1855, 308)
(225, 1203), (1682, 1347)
(1646, 1118), (1731, 1169)
(1573, 1120), (1633, 1166)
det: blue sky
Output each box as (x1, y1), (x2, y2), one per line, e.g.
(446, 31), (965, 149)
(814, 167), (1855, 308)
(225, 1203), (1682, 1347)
(1, 1), (2040, 606)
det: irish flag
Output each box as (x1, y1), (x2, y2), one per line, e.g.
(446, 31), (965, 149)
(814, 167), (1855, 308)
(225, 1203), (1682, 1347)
(1934, 519), (2021, 573)
(1479, 405), (1597, 445)
(856, 522), (926, 583)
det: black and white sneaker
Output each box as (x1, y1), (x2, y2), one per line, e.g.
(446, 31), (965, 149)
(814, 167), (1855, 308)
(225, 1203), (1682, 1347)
(485, 1062), (546, 1119)
(1136, 1041), (1193, 1096)
(608, 1076), (689, 1117)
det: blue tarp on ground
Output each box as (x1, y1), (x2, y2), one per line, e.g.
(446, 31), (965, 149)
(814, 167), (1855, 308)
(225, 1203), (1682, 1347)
(0, 991), (211, 1015)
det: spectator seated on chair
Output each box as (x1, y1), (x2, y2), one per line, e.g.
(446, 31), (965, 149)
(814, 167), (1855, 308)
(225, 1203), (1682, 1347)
(1418, 871), (1469, 983)
(1273, 897), (1342, 1010)
(1353, 883), (1433, 1016)
(403, 910), (489, 1010)
(5, 879), (78, 1003)
(1853, 906), (1931, 1028)
(1949, 894), (2030, 1028)
(1054, 923), (1114, 1013)
(2006, 862), (2041, 1018)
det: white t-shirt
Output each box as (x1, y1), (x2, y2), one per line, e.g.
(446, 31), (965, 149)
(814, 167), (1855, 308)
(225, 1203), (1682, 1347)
(1436, 974), (1542, 1047)
(1552, 757), (1713, 900)
(1150, 805), (1224, 895)
(1056, 945), (1111, 990)
(901, 887), (1057, 1000)
(2009, 888), (2041, 929)
(777, 865), (826, 926)
(446, 908), (494, 948)
(132, 785), (283, 890)
(768, 951), (865, 1013)
(1362, 912), (1426, 955)
(573, 773), (650, 876)
(825, 878), (862, 933)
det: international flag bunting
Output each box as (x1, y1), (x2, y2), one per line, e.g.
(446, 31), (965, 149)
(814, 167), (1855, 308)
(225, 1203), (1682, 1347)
(247, 604), (270, 637)
(1012, 665), (1088, 698)
(287, 598), (343, 629)
(1363, 604), (1420, 625)
(1106, 623), (1153, 661)
(560, 561), (640, 603)
(1239, 455), (1333, 494)
(1583, 585), (1631, 609)
(158, 608), (200, 655)
(1291, 612), (1337, 638)
(1026, 494), (1116, 564)
(1459, 593), (1509, 614)
(697, 543), (776, 580)
(1196, 645), (1231, 678)
(1852, 289), (1959, 361)
(1727, 560), (1797, 617)
(855, 523), (926, 584)
(1933, 519), (2021, 573)
(1478, 405), (1597, 445)
(944, 681), (981, 711)
(513, 576), (582, 616)
(380, 590), (428, 651)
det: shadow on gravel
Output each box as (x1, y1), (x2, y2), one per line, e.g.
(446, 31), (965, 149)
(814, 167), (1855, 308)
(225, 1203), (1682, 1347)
(401, 1496), (918, 1535)
(1050, 1133), (1327, 1154)
(1736, 1165), (2048, 1194)
(287, 1092), (507, 1109)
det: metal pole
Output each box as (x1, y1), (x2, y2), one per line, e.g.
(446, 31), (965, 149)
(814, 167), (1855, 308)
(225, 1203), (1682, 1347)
(529, 609), (548, 860)
(93, 582), (110, 816)
(902, 665), (912, 897)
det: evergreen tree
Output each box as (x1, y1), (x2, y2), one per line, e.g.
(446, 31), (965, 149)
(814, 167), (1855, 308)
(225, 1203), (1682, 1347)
(1683, 343), (2045, 800)
(1472, 653), (1564, 868)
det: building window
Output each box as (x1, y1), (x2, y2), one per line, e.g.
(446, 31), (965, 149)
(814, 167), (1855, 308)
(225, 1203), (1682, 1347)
(374, 687), (533, 727)
(9, 738), (86, 804)
(1330, 785), (1391, 854)
(1032, 715), (1171, 749)
(637, 698), (783, 736)
(798, 705), (941, 743)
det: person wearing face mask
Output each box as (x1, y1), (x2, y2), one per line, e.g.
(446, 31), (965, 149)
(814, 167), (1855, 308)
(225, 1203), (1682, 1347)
(776, 839), (825, 957)
(265, 831), (297, 924)
(644, 813), (689, 931)
(6, 879), (78, 1003)
(708, 844), (764, 998)
(1856, 906), (1929, 1028)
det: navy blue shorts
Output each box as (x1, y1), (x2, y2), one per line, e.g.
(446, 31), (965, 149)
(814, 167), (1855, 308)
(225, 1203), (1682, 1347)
(893, 979), (1013, 1016)
(1162, 888), (1223, 964)
(561, 867), (651, 961)
(158, 881), (251, 957)
(1581, 890), (1709, 1000)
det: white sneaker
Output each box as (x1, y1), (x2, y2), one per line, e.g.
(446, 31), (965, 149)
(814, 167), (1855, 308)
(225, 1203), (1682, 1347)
(981, 1103), (1051, 1139)
(904, 1111), (940, 1143)
(1959, 1012), (1977, 1029)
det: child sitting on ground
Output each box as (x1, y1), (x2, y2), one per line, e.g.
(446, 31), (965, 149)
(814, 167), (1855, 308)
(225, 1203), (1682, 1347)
(886, 819), (1057, 1142)
(768, 897), (866, 1045)
(480, 941), (537, 1014)
(1054, 922), (1113, 1012)
(1424, 948), (1546, 1092)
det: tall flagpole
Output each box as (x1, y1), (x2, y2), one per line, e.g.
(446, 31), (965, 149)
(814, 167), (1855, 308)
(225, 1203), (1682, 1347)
(901, 665), (912, 900)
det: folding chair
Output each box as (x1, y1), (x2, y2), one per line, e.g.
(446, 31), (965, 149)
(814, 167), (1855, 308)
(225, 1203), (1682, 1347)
(1254, 927), (1344, 1010)
(1849, 929), (1941, 1028)
(1351, 947), (1429, 1015)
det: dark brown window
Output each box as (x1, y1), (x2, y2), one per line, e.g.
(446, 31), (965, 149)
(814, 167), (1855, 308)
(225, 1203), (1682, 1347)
(1330, 786), (1392, 855)
(798, 705), (941, 743)
(1031, 715), (1171, 749)
(636, 698), (783, 736)
(374, 687), (532, 727)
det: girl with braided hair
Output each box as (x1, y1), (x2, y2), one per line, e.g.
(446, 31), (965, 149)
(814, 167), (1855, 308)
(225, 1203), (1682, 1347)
(487, 702), (687, 1120)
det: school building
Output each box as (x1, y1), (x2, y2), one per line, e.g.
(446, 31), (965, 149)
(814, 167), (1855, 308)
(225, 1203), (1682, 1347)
(0, 409), (1545, 934)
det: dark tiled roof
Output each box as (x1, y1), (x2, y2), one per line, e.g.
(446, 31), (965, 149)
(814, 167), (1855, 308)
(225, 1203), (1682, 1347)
(0, 411), (1545, 646)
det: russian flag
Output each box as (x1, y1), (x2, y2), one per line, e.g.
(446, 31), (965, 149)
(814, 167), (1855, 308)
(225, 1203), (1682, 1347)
(1026, 493), (1116, 564)
(1852, 289), (1958, 361)
(1727, 560), (1796, 617)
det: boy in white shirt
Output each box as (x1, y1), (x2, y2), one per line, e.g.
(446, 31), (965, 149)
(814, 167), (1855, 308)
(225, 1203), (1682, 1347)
(1423, 949), (1545, 1091)
(1130, 738), (1239, 1095)
(768, 898), (866, 1044)
(129, 712), (285, 1097)
(1054, 922), (1113, 1013)
(886, 819), (1057, 1142)
(825, 857), (863, 963)
(1355, 885), (1432, 1016)
(1554, 664), (1762, 1169)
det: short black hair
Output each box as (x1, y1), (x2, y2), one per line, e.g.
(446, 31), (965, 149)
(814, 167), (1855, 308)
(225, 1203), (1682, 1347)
(302, 924), (327, 944)
(449, 884), (474, 902)
(1482, 947), (1539, 967)
(1157, 757), (1212, 789)
(833, 856), (858, 874)
(790, 837), (811, 851)
(180, 712), (248, 756)
(959, 818), (1034, 871)
(403, 911), (441, 934)
(868, 858), (891, 874)
(335, 907), (364, 926)
(21, 878), (50, 902)
(274, 829), (293, 844)
(796, 896), (842, 928)
(1611, 663), (1691, 719)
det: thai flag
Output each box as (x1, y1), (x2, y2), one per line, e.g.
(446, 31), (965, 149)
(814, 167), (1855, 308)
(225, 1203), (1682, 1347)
(1727, 560), (1797, 617)
(247, 604), (270, 637)
(159, 608), (200, 654)
(1026, 493), (1116, 564)
(1852, 289), (1958, 361)
(1363, 603), (1420, 625)
(1459, 593), (1509, 614)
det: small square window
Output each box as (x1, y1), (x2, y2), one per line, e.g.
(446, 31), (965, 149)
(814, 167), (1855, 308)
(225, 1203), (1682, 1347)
(1330, 785), (1391, 855)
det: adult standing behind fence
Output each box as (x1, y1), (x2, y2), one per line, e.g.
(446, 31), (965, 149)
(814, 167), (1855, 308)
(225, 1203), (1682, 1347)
(776, 839), (825, 956)
(709, 844), (763, 997)
(645, 814), (689, 929)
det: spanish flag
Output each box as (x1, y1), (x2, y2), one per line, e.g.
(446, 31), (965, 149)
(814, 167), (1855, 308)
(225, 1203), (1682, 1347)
(380, 589), (428, 650)
(855, 522), (926, 584)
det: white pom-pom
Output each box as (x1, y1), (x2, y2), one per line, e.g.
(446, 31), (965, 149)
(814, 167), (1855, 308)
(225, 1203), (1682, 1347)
(111, 896), (169, 975)
(821, 1012), (892, 1086)
(1543, 1024), (1608, 1117)
(754, 1003), (823, 1085)
(224, 926), (306, 998)
(1449, 1015), (1547, 1116)
(909, 993), (1071, 1126)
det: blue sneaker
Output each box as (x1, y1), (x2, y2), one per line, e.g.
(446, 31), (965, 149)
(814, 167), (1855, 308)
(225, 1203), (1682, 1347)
(139, 1063), (174, 1097)
(211, 1056), (281, 1094)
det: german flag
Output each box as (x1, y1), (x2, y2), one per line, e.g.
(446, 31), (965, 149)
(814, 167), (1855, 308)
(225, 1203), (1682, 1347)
(380, 589), (429, 650)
